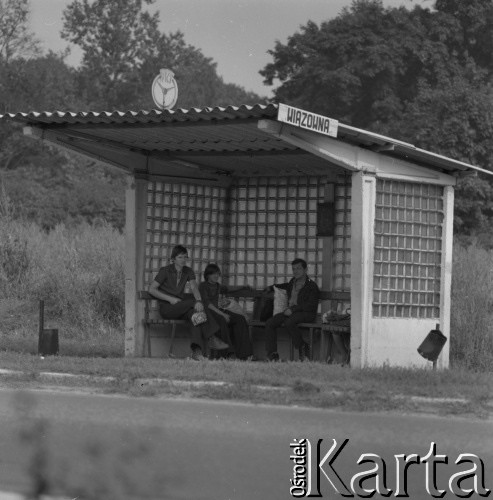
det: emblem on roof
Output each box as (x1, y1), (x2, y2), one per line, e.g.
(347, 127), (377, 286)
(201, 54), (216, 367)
(152, 69), (178, 110)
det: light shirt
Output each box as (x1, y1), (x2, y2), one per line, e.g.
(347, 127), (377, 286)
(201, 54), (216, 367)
(289, 277), (306, 307)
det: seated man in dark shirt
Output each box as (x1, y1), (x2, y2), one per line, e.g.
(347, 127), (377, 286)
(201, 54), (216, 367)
(199, 263), (253, 360)
(148, 245), (228, 360)
(265, 258), (320, 362)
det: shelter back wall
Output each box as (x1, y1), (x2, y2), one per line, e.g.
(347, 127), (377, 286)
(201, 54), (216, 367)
(143, 175), (353, 295)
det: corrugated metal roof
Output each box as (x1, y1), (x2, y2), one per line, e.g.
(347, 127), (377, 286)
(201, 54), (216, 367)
(0, 103), (278, 125)
(337, 122), (492, 176)
(1, 103), (491, 176)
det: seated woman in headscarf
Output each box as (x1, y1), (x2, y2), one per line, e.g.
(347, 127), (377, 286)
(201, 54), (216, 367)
(199, 263), (254, 360)
(148, 245), (229, 360)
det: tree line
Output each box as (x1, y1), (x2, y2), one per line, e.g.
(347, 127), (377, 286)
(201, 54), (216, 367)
(0, 0), (262, 229)
(262, 0), (493, 242)
(1, 0), (492, 243)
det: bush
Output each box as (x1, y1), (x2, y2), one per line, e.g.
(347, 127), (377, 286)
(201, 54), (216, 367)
(451, 242), (493, 370)
(0, 215), (125, 345)
(29, 221), (125, 333)
(0, 222), (29, 296)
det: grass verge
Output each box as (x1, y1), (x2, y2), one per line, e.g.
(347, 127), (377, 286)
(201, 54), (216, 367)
(0, 352), (491, 418)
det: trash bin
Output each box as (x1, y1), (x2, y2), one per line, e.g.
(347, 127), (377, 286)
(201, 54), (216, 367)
(38, 299), (59, 356)
(39, 328), (59, 356)
(417, 326), (447, 362)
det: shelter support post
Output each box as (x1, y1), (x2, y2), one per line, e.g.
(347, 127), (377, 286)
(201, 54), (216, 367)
(125, 174), (148, 356)
(350, 171), (376, 368)
(321, 180), (335, 289)
(320, 181), (335, 361)
(438, 186), (454, 369)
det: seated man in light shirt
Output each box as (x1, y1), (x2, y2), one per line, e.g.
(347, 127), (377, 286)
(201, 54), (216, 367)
(148, 244), (228, 360)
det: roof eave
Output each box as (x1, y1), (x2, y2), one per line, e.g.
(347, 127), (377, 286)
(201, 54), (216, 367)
(2, 103), (492, 177)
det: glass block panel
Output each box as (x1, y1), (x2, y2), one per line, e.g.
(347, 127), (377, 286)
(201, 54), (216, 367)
(332, 174), (352, 292)
(373, 179), (444, 318)
(145, 181), (228, 282)
(225, 176), (326, 286)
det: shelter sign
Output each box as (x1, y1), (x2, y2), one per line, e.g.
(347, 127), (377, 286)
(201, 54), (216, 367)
(277, 103), (338, 138)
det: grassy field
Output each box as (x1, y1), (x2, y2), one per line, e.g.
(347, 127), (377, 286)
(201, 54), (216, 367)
(0, 215), (125, 357)
(451, 243), (493, 370)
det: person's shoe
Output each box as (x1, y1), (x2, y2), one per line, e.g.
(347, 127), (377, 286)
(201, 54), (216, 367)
(191, 346), (206, 361)
(266, 351), (280, 362)
(298, 341), (311, 362)
(208, 335), (229, 351)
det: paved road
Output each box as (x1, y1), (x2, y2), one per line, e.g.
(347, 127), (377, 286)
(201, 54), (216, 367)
(0, 388), (491, 499)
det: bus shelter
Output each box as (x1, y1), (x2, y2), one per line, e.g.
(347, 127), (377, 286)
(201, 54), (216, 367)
(3, 103), (491, 368)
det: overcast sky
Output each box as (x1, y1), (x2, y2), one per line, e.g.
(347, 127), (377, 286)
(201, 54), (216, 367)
(29, 0), (430, 98)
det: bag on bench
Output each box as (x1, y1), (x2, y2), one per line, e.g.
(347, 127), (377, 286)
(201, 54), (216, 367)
(322, 310), (351, 327)
(221, 298), (249, 320)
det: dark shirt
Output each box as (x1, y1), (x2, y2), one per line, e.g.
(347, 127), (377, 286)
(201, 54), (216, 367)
(154, 264), (196, 299)
(274, 277), (320, 315)
(198, 281), (228, 308)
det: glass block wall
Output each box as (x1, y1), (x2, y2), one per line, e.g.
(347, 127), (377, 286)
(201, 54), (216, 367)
(144, 182), (228, 286)
(332, 174), (352, 291)
(144, 176), (344, 301)
(224, 176), (325, 290)
(373, 180), (444, 318)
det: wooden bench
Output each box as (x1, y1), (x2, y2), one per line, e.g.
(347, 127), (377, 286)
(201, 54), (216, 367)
(139, 289), (350, 361)
(139, 291), (189, 357)
(239, 289), (351, 361)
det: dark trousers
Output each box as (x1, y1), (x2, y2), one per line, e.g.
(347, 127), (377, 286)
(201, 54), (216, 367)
(211, 310), (253, 360)
(265, 311), (315, 355)
(159, 298), (219, 348)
